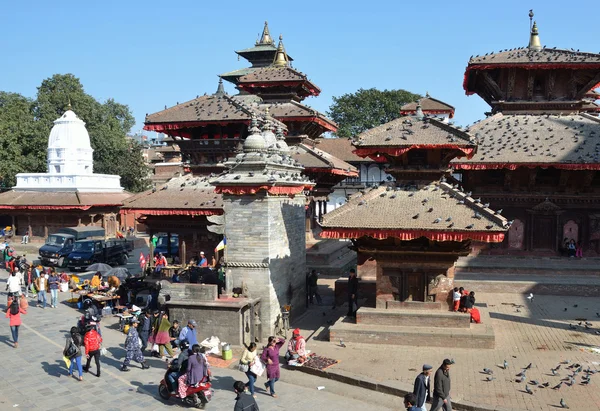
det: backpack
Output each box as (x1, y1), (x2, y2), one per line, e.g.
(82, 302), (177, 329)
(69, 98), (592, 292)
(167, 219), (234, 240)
(64, 337), (78, 359)
(10, 299), (19, 315)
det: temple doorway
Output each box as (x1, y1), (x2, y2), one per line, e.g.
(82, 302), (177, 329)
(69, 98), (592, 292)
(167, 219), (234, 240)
(563, 220), (578, 243)
(532, 216), (555, 250)
(388, 270), (426, 302)
(508, 219), (524, 249)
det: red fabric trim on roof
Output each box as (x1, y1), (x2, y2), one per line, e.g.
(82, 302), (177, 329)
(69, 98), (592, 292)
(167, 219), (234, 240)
(238, 82), (320, 97)
(464, 63), (600, 94)
(304, 167), (358, 177)
(214, 185), (312, 196)
(120, 208), (222, 216)
(452, 162), (600, 171)
(0, 205), (94, 211)
(279, 116), (337, 133)
(354, 146), (475, 161)
(320, 228), (505, 243)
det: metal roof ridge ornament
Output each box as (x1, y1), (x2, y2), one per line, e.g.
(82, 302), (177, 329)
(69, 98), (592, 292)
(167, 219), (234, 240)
(528, 10), (542, 51)
(215, 78), (226, 97)
(256, 21), (274, 46)
(272, 35), (289, 67)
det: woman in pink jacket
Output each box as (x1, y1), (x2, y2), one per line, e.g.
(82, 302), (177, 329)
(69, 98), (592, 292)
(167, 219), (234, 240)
(6, 296), (27, 348)
(261, 336), (285, 398)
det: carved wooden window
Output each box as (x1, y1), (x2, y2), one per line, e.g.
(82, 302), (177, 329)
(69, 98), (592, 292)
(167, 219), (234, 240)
(406, 149), (427, 166)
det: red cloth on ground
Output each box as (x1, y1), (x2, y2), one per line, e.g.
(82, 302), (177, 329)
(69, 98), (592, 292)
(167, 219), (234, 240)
(470, 308), (481, 324)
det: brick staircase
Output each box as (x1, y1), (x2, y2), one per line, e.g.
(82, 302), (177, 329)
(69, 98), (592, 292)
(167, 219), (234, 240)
(329, 306), (495, 349)
(306, 239), (356, 277)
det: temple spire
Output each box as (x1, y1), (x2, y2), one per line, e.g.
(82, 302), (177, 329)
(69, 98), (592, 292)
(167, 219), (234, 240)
(256, 21), (274, 45)
(215, 78), (226, 96)
(528, 10), (541, 51)
(272, 35), (289, 67)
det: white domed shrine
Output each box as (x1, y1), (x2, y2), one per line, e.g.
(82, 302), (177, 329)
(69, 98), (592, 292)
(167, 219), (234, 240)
(15, 109), (123, 193)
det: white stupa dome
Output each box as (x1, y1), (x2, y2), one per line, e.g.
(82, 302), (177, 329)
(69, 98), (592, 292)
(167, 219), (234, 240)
(48, 110), (92, 149)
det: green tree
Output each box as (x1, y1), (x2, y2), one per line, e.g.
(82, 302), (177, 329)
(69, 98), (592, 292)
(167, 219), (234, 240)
(0, 92), (38, 187)
(0, 73), (150, 192)
(328, 88), (421, 138)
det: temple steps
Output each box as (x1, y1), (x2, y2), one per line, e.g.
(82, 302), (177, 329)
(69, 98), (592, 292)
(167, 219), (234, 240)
(330, 306), (494, 349)
(357, 308), (471, 328)
(456, 255), (600, 276)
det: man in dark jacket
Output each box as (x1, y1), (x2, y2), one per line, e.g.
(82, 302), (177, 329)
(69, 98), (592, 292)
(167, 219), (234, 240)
(431, 359), (453, 411)
(347, 268), (358, 317)
(139, 310), (152, 352)
(233, 380), (259, 410)
(413, 364), (432, 410)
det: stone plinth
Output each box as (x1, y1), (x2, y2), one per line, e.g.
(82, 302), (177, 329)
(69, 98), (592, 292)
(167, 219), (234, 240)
(166, 297), (261, 347)
(357, 307), (471, 328)
(161, 283), (218, 302)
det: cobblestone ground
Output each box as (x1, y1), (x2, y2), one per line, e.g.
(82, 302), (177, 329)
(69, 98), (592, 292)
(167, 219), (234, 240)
(0, 273), (396, 411)
(298, 289), (600, 411)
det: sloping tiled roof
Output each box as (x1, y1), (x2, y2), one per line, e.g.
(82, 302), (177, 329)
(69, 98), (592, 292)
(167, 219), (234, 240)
(145, 94), (251, 125)
(263, 101), (336, 131)
(122, 175), (222, 211)
(0, 191), (130, 208)
(238, 66), (316, 86)
(220, 67), (259, 82)
(451, 113), (600, 169)
(400, 96), (455, 118)
(320, 181), (507, 237)
(468, 48), (600, 66)
(355, 116), (474, 148)
(289, 144), (358, 175)
(315, 138), (368, 163)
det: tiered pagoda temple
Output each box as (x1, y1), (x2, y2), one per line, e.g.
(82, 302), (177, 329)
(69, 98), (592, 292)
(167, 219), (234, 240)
(320, 107), (508, 347)
(451, 17), (600, 255)
(128, 22), (357, 257)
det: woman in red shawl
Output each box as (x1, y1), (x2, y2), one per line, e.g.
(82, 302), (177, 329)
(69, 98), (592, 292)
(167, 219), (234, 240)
(261, 336), (285, 398)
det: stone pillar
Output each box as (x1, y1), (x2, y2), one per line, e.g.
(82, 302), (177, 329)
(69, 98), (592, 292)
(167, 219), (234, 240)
(223, 192), (307, 337)
(180, 238), (186, 266)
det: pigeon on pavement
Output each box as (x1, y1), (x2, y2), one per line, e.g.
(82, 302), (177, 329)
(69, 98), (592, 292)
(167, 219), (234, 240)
(525, 384), (533, 394)
(527, 293), (534, 301)
(483, 368), (493, 375)
(560, 398), (568, 408)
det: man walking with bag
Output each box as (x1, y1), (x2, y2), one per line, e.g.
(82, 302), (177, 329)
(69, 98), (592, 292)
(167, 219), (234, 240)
(431, 359), (453, 411)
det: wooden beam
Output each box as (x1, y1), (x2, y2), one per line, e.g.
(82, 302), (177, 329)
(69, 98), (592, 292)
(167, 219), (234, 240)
(574, 71), (600, 99)
(481, 71), (505, 101)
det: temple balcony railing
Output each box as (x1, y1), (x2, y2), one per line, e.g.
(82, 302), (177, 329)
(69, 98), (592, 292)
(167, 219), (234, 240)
(177, 138), (241, 154)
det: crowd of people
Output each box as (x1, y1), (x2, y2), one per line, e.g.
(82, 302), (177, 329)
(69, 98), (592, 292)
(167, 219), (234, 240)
(452, 286), (480, 324)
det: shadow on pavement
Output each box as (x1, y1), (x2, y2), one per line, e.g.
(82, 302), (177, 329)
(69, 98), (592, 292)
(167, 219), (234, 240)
(0, 335), (14, 347)
(41, 360), (67, 378)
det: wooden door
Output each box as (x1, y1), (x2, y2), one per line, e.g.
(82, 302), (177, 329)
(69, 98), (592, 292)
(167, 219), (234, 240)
(532, 216), (555, 250)
(405, 273), (425, 302)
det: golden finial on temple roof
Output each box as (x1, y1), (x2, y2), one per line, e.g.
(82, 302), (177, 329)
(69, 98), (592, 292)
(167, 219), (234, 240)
(257, 21), (273, 45)
(528, 20), (541, 51)
(272, 34), (289, 67)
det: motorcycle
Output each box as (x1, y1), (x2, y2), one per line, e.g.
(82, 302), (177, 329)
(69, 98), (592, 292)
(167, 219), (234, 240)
(158, 362), (212, 409)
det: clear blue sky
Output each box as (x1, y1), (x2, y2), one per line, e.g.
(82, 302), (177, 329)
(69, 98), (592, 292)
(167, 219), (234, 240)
(1, 0), (598, 135)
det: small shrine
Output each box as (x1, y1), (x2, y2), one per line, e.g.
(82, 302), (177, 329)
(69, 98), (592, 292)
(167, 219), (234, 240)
(0, 107), (129, 238)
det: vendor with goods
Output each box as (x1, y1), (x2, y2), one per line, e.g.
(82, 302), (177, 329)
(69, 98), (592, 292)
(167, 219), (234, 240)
(285, 328), (307, 364)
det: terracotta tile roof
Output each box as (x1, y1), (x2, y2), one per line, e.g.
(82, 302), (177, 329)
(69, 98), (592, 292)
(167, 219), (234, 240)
(321, 181), (507, 232)
(0, 191), (130, 207)
(122, 175), (222, 211)
(355, 116), (475, 148)
(315, 138), (368, 163)
(451, 113), (600, 167)
(289, 144), (358, 175)
(468, 48), (600, 66)
(237, 66), (317, 88)
(145, 94), (252, 125)
(144, 94), (286, 133)
(261, 101), (337, 130)
(400, 96), (455, 118)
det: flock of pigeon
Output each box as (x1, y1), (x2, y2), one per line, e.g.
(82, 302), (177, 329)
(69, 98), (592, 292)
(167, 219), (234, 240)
(482, 360), (597, 409)
(482, 292), (599, 409)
